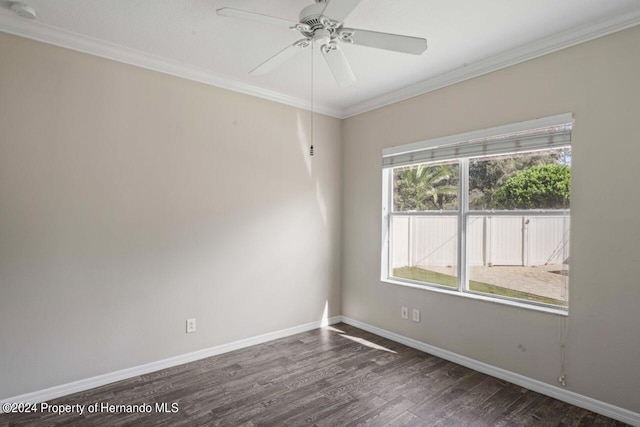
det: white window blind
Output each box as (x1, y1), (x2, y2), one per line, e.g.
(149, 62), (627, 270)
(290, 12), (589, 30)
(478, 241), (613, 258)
(382, 113), (573, 168)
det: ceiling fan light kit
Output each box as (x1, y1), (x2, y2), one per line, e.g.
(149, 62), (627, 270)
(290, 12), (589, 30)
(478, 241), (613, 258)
(217, 0), (428, 87)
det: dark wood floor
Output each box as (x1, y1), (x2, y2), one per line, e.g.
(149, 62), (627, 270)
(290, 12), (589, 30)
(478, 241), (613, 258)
(1, 323), (627, 426)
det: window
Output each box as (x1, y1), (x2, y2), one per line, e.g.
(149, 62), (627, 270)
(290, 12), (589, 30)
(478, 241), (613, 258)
(382, 114), (572, 311)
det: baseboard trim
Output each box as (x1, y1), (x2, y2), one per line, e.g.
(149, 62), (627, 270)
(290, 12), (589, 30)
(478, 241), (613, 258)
(0, 316), (342, 412)
(340, 316), (639, 426)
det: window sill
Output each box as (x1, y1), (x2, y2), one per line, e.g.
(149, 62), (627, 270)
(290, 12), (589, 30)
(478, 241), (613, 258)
(381, 277), (568, 316)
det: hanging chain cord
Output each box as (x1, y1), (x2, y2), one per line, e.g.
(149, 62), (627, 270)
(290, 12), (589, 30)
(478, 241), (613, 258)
(557, 144), (570, 387)
(310, 42), (314, 156)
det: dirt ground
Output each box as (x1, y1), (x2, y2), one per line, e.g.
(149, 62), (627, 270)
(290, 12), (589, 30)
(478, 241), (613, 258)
(424, 264), (568, 301)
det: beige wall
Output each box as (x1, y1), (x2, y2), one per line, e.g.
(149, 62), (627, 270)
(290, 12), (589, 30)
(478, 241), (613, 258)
(0, 33), (342, 399)
(342, 26), (640, 412)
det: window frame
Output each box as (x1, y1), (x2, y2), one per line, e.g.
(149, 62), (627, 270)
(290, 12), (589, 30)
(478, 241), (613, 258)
(381, 114), (572, 315)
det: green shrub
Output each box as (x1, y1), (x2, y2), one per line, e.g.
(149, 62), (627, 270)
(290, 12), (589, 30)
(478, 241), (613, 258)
(494, 163), (570, 209)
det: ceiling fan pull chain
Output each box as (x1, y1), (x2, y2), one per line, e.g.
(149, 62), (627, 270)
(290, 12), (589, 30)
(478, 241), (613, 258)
(310, 42), (315, 157)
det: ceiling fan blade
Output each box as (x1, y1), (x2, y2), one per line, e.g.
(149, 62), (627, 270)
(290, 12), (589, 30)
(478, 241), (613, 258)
(341, 28), (427, 55)
(250, 39), (311, 76)
(322, 46), (356, 87)
(216, 7), (297, 28)
(321, 0), (363, 22)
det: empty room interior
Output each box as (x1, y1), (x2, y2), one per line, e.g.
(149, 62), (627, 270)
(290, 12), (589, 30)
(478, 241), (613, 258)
(1, 0), (639, 425)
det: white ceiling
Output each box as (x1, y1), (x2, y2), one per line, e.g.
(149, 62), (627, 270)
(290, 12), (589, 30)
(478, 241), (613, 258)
(1, 0), (640, 117)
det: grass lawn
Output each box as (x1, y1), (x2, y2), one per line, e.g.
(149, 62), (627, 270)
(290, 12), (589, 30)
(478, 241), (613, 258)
(393, 266), (567, 307)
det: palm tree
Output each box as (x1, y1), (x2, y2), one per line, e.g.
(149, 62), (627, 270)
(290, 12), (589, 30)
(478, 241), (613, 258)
(394, 164), (458, 211)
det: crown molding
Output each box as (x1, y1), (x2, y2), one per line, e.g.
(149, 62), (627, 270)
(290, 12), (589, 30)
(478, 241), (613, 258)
(0, 12), (343, 118)
(1, 8), (639, 120)
(341, 8), (640, 118)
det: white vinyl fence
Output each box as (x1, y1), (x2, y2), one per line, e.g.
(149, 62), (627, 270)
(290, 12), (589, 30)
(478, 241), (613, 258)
(392, 215), (569, 269)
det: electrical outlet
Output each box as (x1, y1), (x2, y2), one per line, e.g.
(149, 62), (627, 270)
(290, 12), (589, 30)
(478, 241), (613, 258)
(186, 318), (196, 333)
(401, 306), (409, 319)
(412, 309), (420, 322)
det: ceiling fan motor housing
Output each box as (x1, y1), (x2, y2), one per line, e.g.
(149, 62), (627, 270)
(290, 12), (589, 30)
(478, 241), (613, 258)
(299, 2), (325, 26)
(298, 1), (341, 40)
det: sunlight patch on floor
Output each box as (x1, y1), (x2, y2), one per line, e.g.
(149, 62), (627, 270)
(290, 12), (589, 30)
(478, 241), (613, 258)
(340, 334), (397, 353)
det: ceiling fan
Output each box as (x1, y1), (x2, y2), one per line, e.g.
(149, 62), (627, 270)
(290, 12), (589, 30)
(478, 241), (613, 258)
(216, 0), (428, 87)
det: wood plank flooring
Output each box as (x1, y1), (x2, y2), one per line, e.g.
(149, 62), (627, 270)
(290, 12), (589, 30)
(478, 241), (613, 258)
(0, 323), (628, 426)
